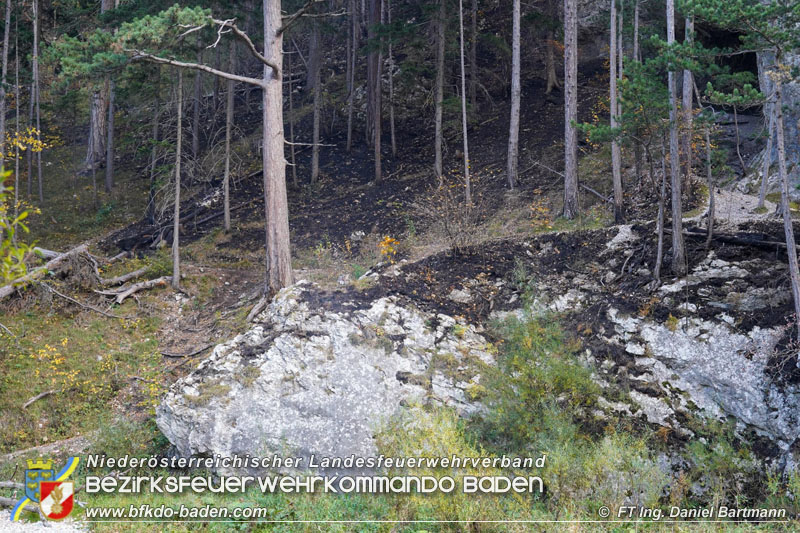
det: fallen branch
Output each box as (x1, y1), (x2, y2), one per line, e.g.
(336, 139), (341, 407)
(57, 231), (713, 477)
(32, 247), (60, 260)
(0, 496), (36, 513)
(40, 283), (130, 320)
(22, 390), (56, 409)
(0, 244), (88, 301)
(101, 267), (149, 287)
(247, 295), (268, 322)
(580, 183), (612, 203)
(0, 481), (23, 490)
(111, 277), (171, 304)
(108, 251), (130, 264)
(160, 344), (213, 358)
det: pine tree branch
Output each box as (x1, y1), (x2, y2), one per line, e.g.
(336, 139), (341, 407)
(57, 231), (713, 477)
(127, 50), (266, 87)
(209, 18), (280, 76)
(279, 0), (327, 35)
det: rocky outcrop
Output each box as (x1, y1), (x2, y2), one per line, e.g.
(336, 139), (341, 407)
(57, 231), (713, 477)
(158, 222), (800, 476)
(511, 224), (800, 473)
(156, 282), (493, 475)
(748, 50), (800, 200)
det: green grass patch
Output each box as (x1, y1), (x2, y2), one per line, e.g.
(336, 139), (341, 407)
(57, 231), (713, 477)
(0, 308), (161, 450)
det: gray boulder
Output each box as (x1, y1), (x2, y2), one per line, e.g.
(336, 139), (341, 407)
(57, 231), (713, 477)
(156, 281), (493, 475)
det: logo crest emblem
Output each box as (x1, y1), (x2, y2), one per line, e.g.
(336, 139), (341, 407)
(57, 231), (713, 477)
(24, 459), (54, 502)
(39, 481), (74, 520)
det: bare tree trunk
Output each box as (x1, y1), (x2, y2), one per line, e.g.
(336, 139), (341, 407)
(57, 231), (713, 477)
(86, 89), (107, 172)
(563, 0), (579, 219)
(469, 0), (477, 110)
(262, 0), (293, 293)
(33, 0), (42, 202)
(681, 16), (693, 184)
(192, 49), (202, 160)
(386, 0), (397, 157)
(617, 0), (623, 78)
(224, 45), (235, 232)
(758, 99), (774, 209)
(346, 0), (357, 152)
(0, 0), (12, 162)
(434, 0), (445, 184)
(26, 55), (33, 197)
(705, 126), (714, 250)
(105, 79), (115, 192)
(506, 0), (521, 190)
(544, 0), (560, 95)
(774, 76), (800, 341)
(311, 22), (321, 185)
(633, 0), (640, 62)
(90, 114), (98, 208)
(458, 0), (471, 205)
(172, 70), (183, 291)
(287, 49), (298, 187)
(213, 46), (221, 113)
(610, 0), (623, 222)
(13, 14), (19, 217)
(654, 139), (667, 282)
(367, 0), (382, 182)
(667, 0), (686, 276)
(146, 70), (160, 225)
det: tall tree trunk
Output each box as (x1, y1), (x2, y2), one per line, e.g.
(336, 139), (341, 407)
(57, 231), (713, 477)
(86, 89), (107, 171)
(0, 0), (12, 163)
(33, 0), (42, 202)
(287, 49), (298, 187)
(705, 126), (714, 250)
(563, 0), (579, 219)
(469, 0), (477, 110)
(367, 0), (382, 181)
(458, 0), (471, 205)
(224, 45), (235, 232)
(681, 16), (694, 185)
(90, 121), (98, 207)
(617, 0), (623, 78)
(654, 139), (667, 282)
(506, 0), (520, 190)
(386, 0), (397, 157)
(105, 79), (115, 192)
(610, 0), (623, 222)
(667, 0), (686, 276)
(146, 69), (160, 225)
(213, 46), (221, 113)
(346, 0), (357, 152)
(544, 0), (560, 95)
(758, 99), (774, 209)
(13, 12), (19, 217)
(192, 48), (202, 159)
(311, 22), (321, 185)
(85, 0), (112, 170)
(633, 0), (640, 62)
(774, 75), (800, 341)
(434, 0), (445, 185)
(262, 0), (293, 293)
(172, 70), (183, 291)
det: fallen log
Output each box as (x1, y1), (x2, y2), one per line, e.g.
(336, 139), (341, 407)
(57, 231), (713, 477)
(32, 247), (60, 260)
(0, 244), (88, 301)
(0, 496), (37, 513)
(0, 481), (23, 490)
(675, 228), (789, 250)
(101, 267), (149, 287)
(112, 276), (171, 304)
